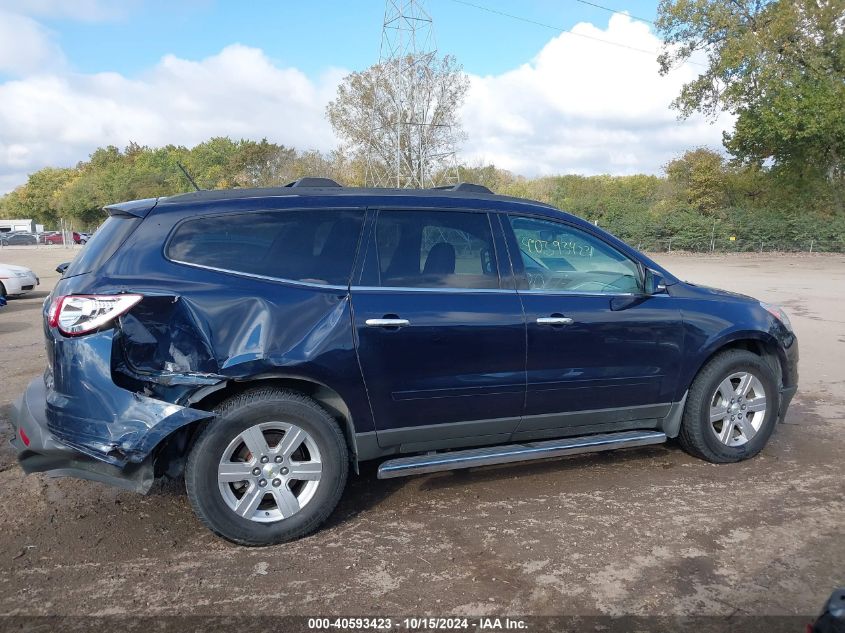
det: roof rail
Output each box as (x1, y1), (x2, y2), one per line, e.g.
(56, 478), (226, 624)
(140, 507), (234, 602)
(430, 182), (493, 194)
(284, 177), (343, 188)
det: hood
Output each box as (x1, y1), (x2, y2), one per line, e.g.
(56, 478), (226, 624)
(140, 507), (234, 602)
(682, 281), (756, 302)
(0, 263), (34, 275)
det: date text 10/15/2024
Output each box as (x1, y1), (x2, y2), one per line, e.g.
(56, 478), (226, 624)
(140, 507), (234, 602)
(307, 617), (528, 630)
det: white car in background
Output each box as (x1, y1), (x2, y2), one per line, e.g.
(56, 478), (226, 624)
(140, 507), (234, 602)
(0, 263), (39, 298)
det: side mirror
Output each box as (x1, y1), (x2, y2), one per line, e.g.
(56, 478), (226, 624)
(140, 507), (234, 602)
(56, 262), (69, 275)
(644, 269), (667, 295)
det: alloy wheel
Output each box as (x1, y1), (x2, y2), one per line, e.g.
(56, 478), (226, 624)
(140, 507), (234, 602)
(217, 422), (323, 523)
(708, 371), (768, 447)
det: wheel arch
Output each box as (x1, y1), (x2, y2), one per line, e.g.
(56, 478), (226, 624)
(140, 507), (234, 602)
(151, 374), (362, 480)
(665, 332), (783, 439)
(684, 331), (784, 398)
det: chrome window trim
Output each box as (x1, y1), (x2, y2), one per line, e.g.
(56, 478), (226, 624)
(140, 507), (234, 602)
(350, 285), (516, 295)
(517, 288), (639, 298)
(165, 263), (661, 298)
(167, 258), (348, 291)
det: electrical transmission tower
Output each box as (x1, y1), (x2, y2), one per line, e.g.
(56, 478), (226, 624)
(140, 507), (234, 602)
(366, 0), (460, 188)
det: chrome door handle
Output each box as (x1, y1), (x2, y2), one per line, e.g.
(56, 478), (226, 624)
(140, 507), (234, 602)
(536, 316), (574, 326)
(365, 318), (410, 328)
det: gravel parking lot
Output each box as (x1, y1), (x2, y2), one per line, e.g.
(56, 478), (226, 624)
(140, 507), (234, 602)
(0, 247), (842, 619)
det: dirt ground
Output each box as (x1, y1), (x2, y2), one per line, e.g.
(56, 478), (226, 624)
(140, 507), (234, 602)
(0, 246), (842, 619)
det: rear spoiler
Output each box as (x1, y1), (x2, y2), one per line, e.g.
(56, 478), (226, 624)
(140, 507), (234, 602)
(103, 197), (160, 218)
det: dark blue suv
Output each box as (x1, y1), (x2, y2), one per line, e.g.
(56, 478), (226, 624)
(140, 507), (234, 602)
(10, 179), (798, 545)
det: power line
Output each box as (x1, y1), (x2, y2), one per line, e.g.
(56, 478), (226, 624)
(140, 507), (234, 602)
(449, 0), (704, 67)
(450, 0), (658, 56)
(573, 0), (655, 25)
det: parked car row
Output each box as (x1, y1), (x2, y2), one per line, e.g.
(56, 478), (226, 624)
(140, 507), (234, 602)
(0, 231), (91, 246)
(0, 231), (37, 246)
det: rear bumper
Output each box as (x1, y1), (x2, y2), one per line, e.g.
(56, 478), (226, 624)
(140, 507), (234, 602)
(11, 328), (215, 493)
(11, 377), (155, 493)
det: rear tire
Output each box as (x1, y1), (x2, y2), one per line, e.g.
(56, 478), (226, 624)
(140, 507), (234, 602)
(678, 350), (779, 463)
(185, 388), (348, 546)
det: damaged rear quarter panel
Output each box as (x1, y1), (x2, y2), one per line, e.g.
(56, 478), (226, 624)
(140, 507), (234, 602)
(114, 285), (364, 414)
(46, 329), (213, 464)
(52, 198), (375, 465)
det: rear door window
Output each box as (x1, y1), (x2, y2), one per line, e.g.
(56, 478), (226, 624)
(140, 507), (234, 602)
(365, 210), (500, 289)
(166, 209), (364, 286)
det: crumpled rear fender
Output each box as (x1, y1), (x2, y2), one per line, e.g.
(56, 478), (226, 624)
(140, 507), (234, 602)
(110, 290), (373, 434)
(48, 283), (371, 470)
(47, 329), (214, 465)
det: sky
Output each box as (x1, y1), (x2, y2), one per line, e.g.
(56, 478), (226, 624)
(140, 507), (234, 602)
(0, 0), (731, 194)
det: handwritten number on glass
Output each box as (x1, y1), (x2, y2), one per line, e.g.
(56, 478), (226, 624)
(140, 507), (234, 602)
(521, 236), (593, 258)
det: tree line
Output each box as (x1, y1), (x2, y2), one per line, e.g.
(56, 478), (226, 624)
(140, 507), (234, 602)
(0, 139), (363, 229)
(0, 140), (842, 251)
(466, 149), (844, 252)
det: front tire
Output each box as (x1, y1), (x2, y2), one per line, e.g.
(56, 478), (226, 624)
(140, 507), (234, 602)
(678, 350), (779, 463)
(185, 388), (348, 546)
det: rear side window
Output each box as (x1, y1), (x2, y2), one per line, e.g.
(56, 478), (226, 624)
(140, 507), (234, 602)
(166, 209), (364, 286)
(364, 210), (499, 289)
(63, 214), (141, 277)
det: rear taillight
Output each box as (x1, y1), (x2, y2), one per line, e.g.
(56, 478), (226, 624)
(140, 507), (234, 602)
(48, 294), (143, 336)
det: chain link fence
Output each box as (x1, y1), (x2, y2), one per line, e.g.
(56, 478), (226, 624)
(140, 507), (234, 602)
(632, 237), (845, 253)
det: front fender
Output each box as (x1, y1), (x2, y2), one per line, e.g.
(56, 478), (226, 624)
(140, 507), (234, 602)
(678, 318), (795, 401)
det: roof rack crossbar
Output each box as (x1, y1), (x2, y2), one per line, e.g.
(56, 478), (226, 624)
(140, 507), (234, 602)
(431, 182), (493, 194)
(284, 177), (343, 188)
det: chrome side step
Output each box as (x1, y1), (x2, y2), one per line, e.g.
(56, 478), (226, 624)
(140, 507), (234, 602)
(376, 430), (667, 479)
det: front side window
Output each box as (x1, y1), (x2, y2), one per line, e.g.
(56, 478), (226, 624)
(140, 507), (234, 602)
(369, 210), (499, 289)
(508, 215), (641, 294)
(166, 209), (364, 286)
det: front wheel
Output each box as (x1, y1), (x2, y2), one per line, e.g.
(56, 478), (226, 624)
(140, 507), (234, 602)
(678, 350), (779, 463)
(185, 388), (348, 546)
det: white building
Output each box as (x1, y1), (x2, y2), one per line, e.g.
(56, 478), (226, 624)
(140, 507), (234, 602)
(0, 218), (37, 233)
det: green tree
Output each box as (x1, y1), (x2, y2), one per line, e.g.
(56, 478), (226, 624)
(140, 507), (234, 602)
(664, 148), (728, 214)
(2, 167), (75, 227)
(656, 0), (845, 188)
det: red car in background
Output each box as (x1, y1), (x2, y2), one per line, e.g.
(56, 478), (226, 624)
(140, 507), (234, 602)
(39, 232), (82, 245)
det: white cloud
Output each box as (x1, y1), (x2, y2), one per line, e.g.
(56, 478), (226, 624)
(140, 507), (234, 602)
(0, 9), (65, 75)
(0, 10), (731, 194)
(0, 44), (344, 193)
(460, 14), (731, 176)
